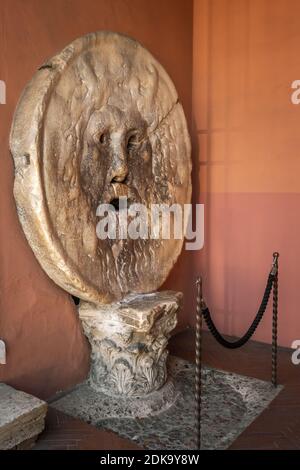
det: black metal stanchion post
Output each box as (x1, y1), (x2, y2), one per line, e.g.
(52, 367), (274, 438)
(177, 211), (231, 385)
(194, 253), (279, 447)
(195, 277), (203, 450)
(272, 252), (279, 387)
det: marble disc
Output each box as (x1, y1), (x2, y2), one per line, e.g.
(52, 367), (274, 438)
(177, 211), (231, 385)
(10, 31), (191, 303)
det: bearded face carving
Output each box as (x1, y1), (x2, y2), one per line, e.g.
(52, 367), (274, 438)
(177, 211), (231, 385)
(10, 32), (191, 304)
(80, 105), (152, 210)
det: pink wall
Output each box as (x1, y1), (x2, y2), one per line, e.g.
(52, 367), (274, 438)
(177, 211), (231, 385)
(191, 0), (300, 347)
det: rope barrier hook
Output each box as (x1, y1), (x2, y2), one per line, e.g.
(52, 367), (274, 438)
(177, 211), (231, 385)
(271, 252), (279, 275)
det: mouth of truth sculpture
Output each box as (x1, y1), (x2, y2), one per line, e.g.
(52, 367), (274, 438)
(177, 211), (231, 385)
(10, 31), (191, 400)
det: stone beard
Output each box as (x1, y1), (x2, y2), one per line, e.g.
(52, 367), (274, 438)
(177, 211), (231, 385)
(11, 32), (191, 303)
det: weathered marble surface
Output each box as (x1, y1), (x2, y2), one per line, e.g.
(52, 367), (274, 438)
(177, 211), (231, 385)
(52, 356), (283, 450)
(0, 383), (47, 449)
(51, 376), (178, 420)
(10, 31), (191, 304)
(79, 291), (181, 397)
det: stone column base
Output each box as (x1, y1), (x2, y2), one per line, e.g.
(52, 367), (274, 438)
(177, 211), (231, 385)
(79, 291), (182, 397)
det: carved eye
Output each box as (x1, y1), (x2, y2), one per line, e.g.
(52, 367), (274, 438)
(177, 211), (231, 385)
(127, 133), (139, 152)
(99, 133), (109, 145)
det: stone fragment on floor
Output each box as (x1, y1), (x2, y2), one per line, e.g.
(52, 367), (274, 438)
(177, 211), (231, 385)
(0, 383), (47, 449)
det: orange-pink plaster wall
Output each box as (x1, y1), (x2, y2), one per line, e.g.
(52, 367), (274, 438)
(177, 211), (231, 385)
(191, 0), (300, 347)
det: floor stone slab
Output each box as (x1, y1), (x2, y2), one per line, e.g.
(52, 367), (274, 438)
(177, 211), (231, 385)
(0, 383), (47, 449)
(52, 356), (283, 449)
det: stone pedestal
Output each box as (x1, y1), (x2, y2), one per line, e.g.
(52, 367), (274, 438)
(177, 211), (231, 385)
(79, 291), (182, 397)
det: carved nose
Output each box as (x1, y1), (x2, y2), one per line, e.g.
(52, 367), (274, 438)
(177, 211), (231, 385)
(111, 153), (128, 183)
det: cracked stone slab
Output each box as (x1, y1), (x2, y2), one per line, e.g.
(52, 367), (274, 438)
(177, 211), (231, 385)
(0, 383), (47, 449)
(52, 356), (283, 450)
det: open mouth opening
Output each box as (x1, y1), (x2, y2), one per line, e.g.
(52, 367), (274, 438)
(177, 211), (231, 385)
(110, 198), (120, 211)
(109, 197), (134, 212)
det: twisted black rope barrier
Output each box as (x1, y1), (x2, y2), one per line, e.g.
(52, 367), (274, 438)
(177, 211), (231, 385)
(195, 252), (279, 449)
(201, 275), (274, 349)
(199, 253), (279, 349)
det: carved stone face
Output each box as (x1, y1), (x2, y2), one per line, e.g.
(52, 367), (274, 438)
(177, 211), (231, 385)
(81, 105), (152, 210)
(10, 32), (191, 304)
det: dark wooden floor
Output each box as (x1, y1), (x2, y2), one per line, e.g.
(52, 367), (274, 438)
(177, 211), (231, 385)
(34, 329), (300, 450)
(33, 408), (141, 450)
